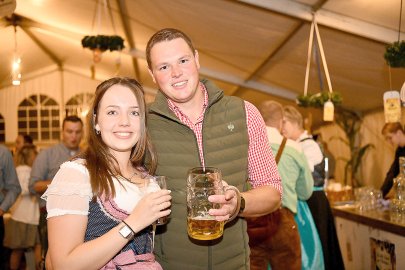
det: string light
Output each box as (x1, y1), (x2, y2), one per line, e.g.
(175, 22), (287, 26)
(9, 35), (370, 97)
(12, 25), (21, 86)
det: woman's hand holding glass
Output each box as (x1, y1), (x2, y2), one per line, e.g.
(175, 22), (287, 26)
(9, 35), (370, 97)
(140, 176), (171, 225)
(126, 187), (171, 233)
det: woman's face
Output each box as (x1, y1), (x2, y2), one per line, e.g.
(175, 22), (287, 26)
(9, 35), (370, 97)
(384, 130), (402, 147)
(95, 84), (142, 157)
(15, 135), (24, 152)
(282, 119), (300, 140)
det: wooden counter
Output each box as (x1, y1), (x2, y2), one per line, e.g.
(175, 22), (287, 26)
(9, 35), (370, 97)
(332, 205), (405, 236)
(332, 204), (405, 270)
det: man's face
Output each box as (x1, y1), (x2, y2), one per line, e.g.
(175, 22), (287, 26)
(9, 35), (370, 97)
(148, 38), (201, 107)
(62, 121), (83, 150)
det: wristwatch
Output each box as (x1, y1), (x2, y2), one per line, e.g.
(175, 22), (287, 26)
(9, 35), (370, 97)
(119, 223), (135, 240)
(239, 195), (245, 214)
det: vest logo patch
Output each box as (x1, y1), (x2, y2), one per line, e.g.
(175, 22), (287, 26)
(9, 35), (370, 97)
(227, 122), (235, 132)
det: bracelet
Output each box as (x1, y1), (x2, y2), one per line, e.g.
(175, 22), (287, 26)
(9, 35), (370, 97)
(224, 185), (241, 223)
(122, 220), (135, 234)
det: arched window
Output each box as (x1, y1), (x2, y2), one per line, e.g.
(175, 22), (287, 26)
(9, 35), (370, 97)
(0, 114), (5, 143)
(18, 94), (60, 141)
(65, 93), (94, 120)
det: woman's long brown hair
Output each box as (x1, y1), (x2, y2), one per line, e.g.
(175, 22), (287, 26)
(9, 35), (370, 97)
(78, 77), (157, 198)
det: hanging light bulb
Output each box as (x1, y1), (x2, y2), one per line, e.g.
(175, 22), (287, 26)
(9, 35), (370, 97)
(12, 56), (21, 85)
(12, 24), (22, 86)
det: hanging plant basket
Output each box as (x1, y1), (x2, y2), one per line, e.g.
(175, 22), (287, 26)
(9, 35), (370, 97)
(81, 35), (125, 52)
(384, 40), (405, 68)
(296, 91), (343, 108)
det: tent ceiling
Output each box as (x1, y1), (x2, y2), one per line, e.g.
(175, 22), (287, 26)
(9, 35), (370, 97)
(0, 0), (404, 128)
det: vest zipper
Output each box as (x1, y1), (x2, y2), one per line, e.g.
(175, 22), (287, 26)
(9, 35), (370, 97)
(208, 245), (212, 270)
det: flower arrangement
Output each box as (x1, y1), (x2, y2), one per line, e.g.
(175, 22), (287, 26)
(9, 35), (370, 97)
(296, 91), (343, 108)
(81, 35), (125, 52)
(384, 40), (405, 68)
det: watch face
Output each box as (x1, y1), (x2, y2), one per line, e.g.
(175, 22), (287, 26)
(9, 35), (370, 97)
(239, 196), (245, 213)
(119, 225), (134, 239)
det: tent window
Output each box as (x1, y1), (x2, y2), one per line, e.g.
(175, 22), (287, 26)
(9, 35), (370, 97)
(18, 94), (60, 141)
(65, 93), (94, 120)
(0, 114), (5, 143)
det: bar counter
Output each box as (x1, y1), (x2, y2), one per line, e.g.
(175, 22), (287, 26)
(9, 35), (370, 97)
(332, 204), (405, 270)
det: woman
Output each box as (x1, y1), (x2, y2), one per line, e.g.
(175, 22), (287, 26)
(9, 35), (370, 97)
(380, 122), (405, 198)
(282, 105), (344, 270)
(42, 77), (172, 269)
(13, 134), (33, 164)
(4, 144), (41, 270)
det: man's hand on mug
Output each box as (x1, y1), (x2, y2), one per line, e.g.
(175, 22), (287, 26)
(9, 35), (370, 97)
(208, 183), (240, 222)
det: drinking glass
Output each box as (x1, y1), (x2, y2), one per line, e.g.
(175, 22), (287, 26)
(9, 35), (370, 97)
(145, 175), (169, 225)
(186, 167), (225, 240)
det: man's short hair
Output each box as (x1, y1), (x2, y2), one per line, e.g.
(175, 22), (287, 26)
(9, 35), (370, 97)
(259, 100), (283, 127)
(63, 115), (83, 129)
(146, 28), (196, 69)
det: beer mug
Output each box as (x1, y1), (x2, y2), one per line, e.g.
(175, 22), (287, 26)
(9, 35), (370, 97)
(186, 167), (225, 240)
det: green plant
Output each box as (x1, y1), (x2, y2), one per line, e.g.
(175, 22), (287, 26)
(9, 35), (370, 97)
(331, 109), (374, 187)
(384, 40), (405, 68)
(81, 35), (125, 51)
(296, 91), (342, 108)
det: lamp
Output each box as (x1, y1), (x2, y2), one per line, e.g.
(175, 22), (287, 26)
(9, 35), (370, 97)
(81, 0), (124, 63)
(12, 24), (21, 86)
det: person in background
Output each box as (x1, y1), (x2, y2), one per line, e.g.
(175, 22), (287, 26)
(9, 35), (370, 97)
(146, 28), (282, 270)
(29, 115), (83, 262)
(314, 134), (336, 180)
(248, 100), (321, 270)
(42, 77), (171, 269)
(282, 105), (344, 270)
(0, 144), (22, 269)
(4, 144), (41, 270)
(380, 122), (405, 198)
(13, 134), (34, 162)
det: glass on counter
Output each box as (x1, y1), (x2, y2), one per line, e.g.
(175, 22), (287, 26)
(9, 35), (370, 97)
(354, 186), (383, 212)
(389, 157), (405, 223)
(390, 199), (405, 223)
(325, 180), (353, 204)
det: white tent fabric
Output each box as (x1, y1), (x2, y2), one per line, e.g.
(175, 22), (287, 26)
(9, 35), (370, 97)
(1, 0), (405, 188)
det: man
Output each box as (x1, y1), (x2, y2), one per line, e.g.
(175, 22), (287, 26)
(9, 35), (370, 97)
(380, 122), (405, 198)
(29, 115), (83, 259)
(247, 101), (314, 270)
(282, 105), (344, 270)
(146, 28), (282, 270)
(0, 144), (21, 268)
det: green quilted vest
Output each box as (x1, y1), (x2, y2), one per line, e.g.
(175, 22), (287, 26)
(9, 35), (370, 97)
(147, 79), (250, 270)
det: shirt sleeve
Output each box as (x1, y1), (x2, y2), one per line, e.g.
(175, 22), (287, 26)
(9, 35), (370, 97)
(295, 151), (314, 200)
(244, 101), (282, 197)
(41, 160), (93, 218)
(29, 150), (49, 195)
(0, 148), (21, 212)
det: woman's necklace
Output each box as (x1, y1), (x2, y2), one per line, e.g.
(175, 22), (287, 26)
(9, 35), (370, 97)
(121, 169), (145, 186)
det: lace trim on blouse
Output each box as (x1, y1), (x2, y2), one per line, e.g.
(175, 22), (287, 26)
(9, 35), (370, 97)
(42, 159), (93, 218)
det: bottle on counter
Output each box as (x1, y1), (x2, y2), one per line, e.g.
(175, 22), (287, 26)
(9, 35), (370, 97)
(390, 157), (405, 223)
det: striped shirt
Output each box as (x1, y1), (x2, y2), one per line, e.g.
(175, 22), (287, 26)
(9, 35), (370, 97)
(167, 83), (282, 195)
